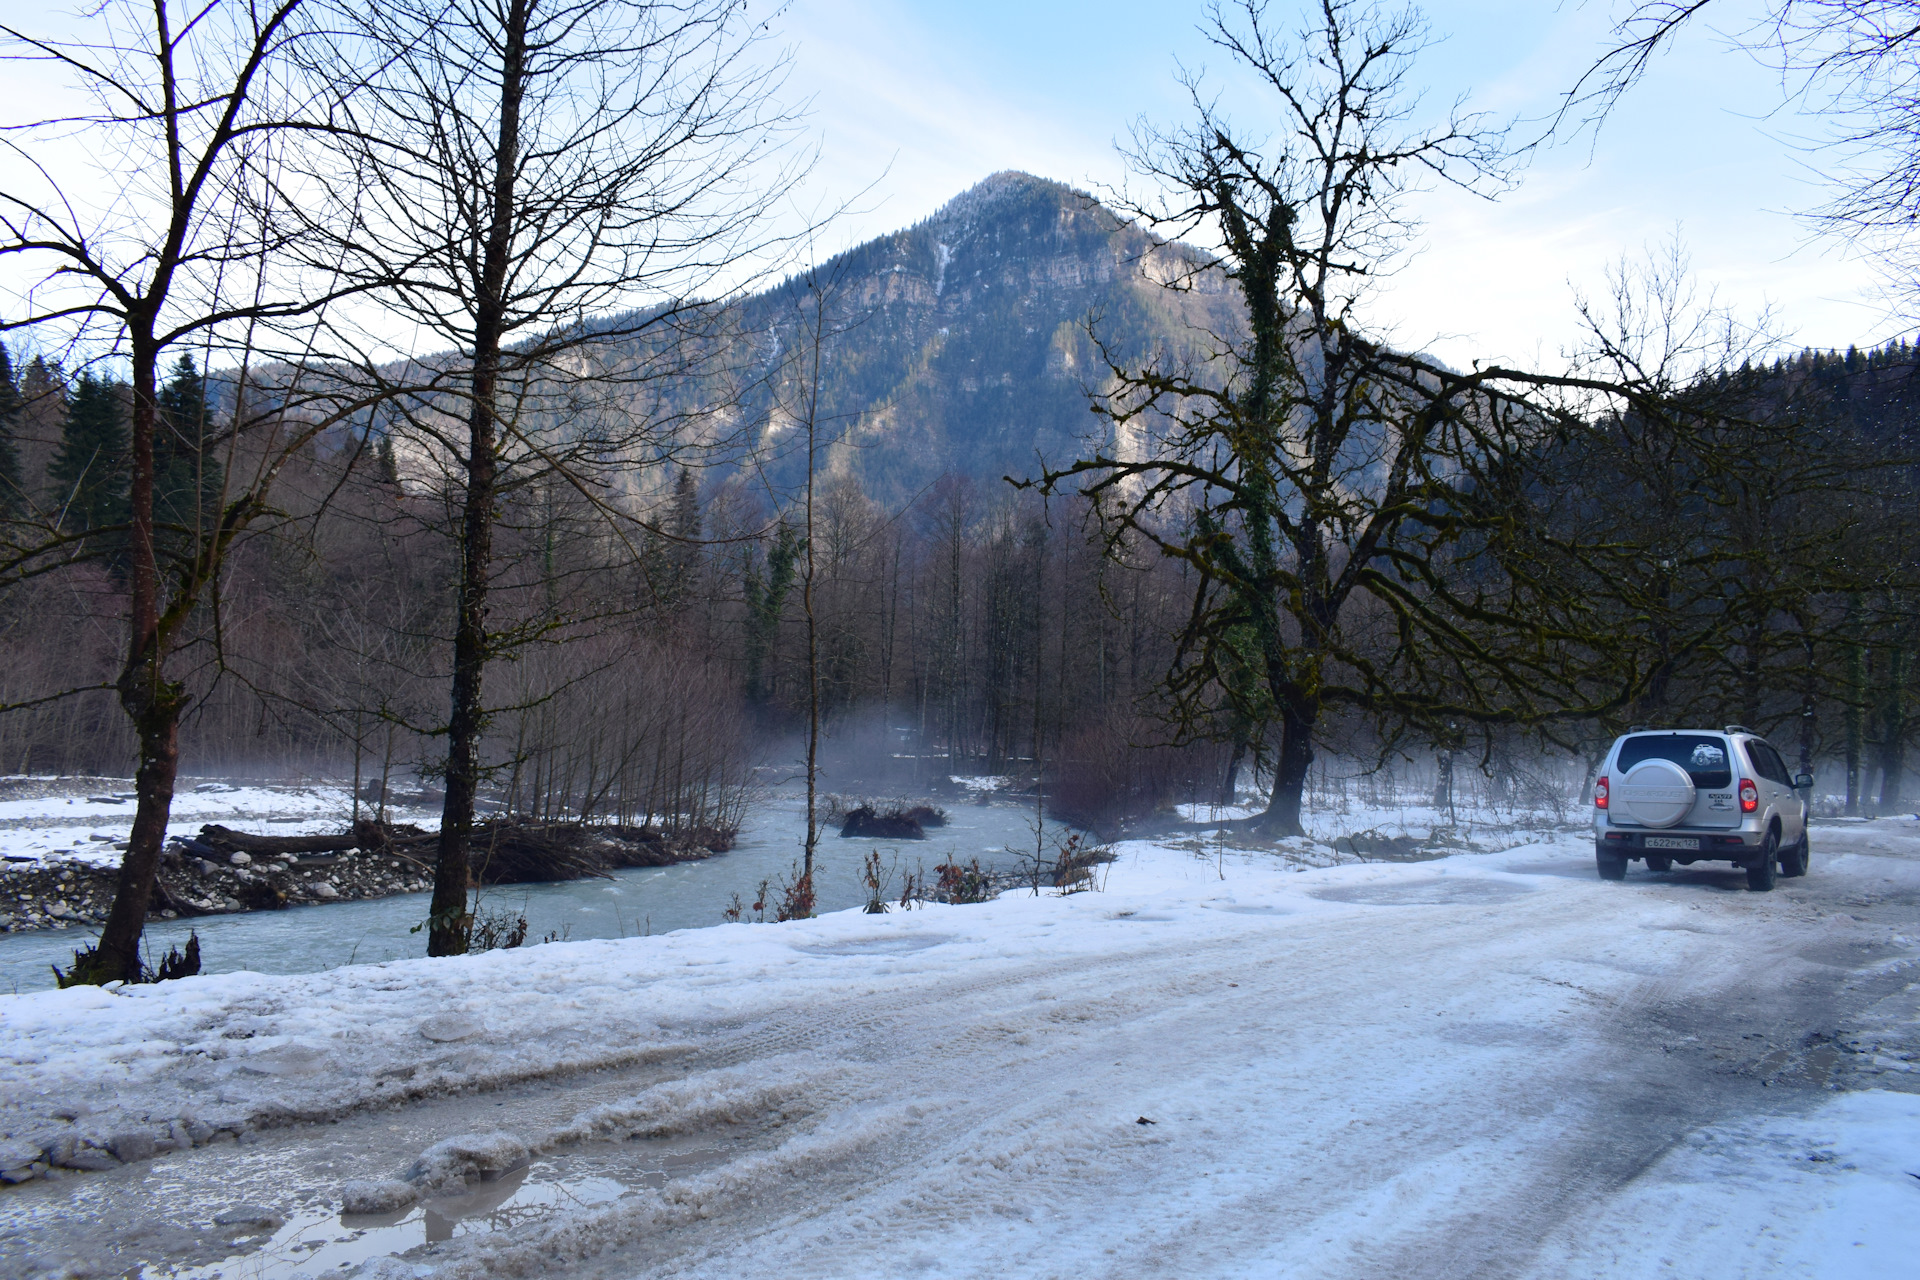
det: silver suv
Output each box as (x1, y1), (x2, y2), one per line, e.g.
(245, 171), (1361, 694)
(1593, 727), (1812, 891)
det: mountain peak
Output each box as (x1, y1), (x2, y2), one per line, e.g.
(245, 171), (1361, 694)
(926, 170), (1091, 229)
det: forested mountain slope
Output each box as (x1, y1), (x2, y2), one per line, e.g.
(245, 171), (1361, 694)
(1744, 340), (1920, 441)
(679, 170), (1240, 503)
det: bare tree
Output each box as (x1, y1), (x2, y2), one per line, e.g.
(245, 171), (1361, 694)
(0, 0), (372, 983)
(1034, 0), (1671, 834)
(303, 0), (804, 955)
(774, 258), (871, 896)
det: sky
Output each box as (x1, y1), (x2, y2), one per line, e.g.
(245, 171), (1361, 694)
(771, 0), (1892, 368)
(0, 0), (1896, 369)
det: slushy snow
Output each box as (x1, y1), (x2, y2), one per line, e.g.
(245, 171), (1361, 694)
(1, 821), (1916, 1279)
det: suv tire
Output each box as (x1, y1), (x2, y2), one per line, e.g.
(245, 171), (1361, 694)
(1596, 846), (1628, 881)
(1780, 830), (1810, 878)
(1746, 830), (1778, 892)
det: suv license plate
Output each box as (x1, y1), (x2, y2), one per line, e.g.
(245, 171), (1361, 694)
(1645, 836), (1700, 850)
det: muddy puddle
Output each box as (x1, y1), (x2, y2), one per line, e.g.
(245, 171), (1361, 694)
(157, 1137), (730, 1279)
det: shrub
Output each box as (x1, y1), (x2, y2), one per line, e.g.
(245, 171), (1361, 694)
(935, 858), (993, 904)
(861, 850), (893, 913)
(1047, 711), (1228, 835)
(53, 930), (202, 987)
(774, 866), (815, 921)
(1050, 833), (1114, 893)
(470, 906), (529, 950)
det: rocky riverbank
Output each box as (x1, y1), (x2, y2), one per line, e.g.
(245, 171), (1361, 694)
(0, 845), (434, 934)
(1, 821), (733, 935)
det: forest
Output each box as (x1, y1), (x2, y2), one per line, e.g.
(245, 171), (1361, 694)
(2, 334), (1914, 824)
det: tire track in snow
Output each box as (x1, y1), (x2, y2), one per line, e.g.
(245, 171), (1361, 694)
(480, 883), (1728, 1279)
(562, 874), (1908, 1280)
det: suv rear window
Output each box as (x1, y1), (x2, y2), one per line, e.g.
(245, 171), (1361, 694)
(1616, 734), (1733, 788)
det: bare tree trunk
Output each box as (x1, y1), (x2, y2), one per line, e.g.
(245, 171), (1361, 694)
(430, 0), (525, 958)
(1433, 744), (1457, 824)
(1846, 597), (1865, 816)
(1741, 616), (1766, 729)
(1797, 630), (1816, 783)
(95, 336), (185, 981)
(1262, 703), (1316, 838)
(803, 442), (818, 882)
(1877, 639), (1906, 816)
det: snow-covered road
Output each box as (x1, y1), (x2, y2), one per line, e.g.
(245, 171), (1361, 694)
(2, 824), (1917, 1279)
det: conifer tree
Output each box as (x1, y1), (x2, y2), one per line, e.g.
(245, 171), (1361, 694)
(154, 354), (223, 543)
(375, 434), (400, 488)
(666, 468), (701, 605)
(744, 523), (802, 706)
(48, 371), (130, 537)
(0, 342), (21, 516)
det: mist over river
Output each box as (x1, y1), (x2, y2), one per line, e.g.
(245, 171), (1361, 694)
(0, 791), (1080, 994)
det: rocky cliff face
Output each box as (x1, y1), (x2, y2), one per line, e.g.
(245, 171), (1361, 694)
(707, 171), (1239, 503)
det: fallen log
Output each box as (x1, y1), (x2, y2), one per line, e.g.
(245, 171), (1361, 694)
(195, 825), (361, 857)
(148, 876), (207, 918)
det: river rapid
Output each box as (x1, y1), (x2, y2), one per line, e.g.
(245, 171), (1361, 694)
(0, 791), (1078, 993)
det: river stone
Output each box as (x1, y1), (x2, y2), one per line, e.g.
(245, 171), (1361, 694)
(0, 1139), (40, 1172)
(341, 1178), (418, 1214)
(56, 1145), (121, 1171)
(418, 1013), (483, 1043)
(310, 881), (340, 899)
(212, 1203), (283, 1228)
(404, 1131), (529, 1191)
(107, 1131), (156, 1163)
(229, 851), (252, 866)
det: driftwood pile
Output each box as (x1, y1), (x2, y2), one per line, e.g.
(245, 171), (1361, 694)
(837, 802), (949, 840)
(461, 821), (733, 883)
(184, 818), (732, 886)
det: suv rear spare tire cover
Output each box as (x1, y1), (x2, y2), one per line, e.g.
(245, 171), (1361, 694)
(1619, 759), (1696, 828)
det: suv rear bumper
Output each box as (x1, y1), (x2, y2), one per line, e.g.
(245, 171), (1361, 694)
(1596, 829), (1759, 862)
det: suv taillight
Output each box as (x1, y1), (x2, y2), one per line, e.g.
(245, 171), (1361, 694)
(1594, 777), (1609, 809)
(1739, 778), (1758, 812)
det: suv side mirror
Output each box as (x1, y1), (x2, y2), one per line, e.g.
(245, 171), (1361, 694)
(1793, 773), (1814, 790)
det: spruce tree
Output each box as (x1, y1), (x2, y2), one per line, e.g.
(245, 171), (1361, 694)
(376, 434), (401, 488)
(47, 370), (129, 537)
(154, 353), (223, 543)
(666, 467), (701, 604)
(0, 342), (21, 516)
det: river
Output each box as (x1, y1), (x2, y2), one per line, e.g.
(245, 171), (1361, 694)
(0, 791), (1078, 994)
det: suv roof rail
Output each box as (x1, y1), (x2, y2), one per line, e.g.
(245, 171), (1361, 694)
(1723, 724), (1753, 735)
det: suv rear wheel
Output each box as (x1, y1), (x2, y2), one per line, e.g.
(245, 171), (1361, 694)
(1746, 830), (1778, 892)
(1596, 846), (1628, 881)
(1780, 830), (1810, 878)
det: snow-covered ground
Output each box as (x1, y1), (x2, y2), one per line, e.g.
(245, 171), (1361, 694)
(1, 819), (1917, 1278)
(0, 779), (443, 870)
